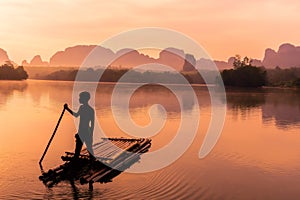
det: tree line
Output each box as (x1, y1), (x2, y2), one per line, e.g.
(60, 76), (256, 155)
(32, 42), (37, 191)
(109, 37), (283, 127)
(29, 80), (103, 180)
(221, 55), (267, 87)
(0, 62), (28, 80)
(266, 67), (300, 87)
(7, 54), (299, 88)
(38, 67), (210, 84)
(221, 55), (300, 88)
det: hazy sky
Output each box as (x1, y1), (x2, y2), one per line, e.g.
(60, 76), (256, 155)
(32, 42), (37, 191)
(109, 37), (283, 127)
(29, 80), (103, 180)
(1, 0), (300, 63)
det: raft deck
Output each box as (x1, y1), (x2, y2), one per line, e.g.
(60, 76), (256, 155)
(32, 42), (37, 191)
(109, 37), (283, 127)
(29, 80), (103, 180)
(39, 138), (151, 188)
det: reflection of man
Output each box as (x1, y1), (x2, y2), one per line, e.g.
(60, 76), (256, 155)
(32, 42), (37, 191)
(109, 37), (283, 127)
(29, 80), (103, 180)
(64, 91), (95, 159)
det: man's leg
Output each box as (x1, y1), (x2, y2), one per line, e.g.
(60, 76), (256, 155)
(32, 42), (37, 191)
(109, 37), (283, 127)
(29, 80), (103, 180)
(84, 135), (94, 158)
(74, 134), (83, 159)
(86, 135), (95, 160)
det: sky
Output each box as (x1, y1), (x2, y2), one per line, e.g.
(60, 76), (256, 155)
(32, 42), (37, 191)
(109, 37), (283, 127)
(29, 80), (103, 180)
(1, 0), (300, 64)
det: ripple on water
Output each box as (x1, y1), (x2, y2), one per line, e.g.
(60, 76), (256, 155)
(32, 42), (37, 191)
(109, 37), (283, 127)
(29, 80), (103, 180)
(120, 165), (211, 199)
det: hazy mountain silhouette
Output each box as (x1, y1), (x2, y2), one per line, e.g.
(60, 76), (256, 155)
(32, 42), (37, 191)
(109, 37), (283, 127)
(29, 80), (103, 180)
(202, 57), (263, 70)
(23, 55), (49, 66)
(0, 48), (10, 64)
(49, 45), (228, 71)
(43, 43), (300, 69)
(48, 45), (186, 71)
(2, 43), (300, 70)
(263, 43), (300, 68)
(251, 59), (263, 67)
(50, 45), (100, 66)
(22, 60), (29, 66)
(196, 58), (230, 70)
(183, 54), (196, 71)
(158, 48), (185, 71)
(195, 43), (300, 69)
(113, 48), (156, 68)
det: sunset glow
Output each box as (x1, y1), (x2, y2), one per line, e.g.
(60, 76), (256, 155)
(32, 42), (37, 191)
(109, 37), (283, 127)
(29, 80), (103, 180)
(1, 0), (300, 63)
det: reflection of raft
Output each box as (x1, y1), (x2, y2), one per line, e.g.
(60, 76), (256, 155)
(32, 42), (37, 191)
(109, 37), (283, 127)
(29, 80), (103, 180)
(39, 138), (151, 188)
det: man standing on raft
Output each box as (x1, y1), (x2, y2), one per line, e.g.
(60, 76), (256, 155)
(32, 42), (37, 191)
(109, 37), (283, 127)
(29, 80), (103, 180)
(64, 91), (95, 160)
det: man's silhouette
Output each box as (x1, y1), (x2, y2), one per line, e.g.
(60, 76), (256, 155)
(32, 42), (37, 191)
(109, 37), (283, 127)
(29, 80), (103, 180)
(64, 91), (95, 159)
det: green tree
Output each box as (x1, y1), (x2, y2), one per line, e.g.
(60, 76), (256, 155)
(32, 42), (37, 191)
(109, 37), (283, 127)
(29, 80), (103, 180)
(222, 55), (266, 87)
(233, 55), (252, 69)
(0, 62), (28, 80)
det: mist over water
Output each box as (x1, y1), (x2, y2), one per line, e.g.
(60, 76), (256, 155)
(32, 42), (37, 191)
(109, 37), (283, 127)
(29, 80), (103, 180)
(1, 80), (300, 199)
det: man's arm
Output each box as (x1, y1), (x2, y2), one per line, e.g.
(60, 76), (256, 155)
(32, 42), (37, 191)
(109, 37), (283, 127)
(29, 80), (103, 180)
(64, 104), (80, 117)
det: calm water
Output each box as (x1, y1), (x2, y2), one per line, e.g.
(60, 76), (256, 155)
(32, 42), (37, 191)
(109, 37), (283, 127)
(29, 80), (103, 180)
(1, 80), (300, 200)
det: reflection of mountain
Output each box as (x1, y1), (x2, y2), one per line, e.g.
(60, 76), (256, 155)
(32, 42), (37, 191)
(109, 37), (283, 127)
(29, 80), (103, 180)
(226, 89), (266, 110)
(26, 81), (74, 109)
(0, 81), (27, 107)
(95, 84), (199, 113)
(23, 81), (201, 114)
(226, 88), (300, 129)
(262, 90), (300, 128)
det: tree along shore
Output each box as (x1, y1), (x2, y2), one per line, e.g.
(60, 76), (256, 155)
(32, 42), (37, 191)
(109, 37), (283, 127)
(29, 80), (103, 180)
(0, 62), (28, 80)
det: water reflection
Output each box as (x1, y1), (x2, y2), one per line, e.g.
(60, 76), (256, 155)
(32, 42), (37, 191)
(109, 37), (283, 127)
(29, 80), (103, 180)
(262, 89), (300, 129)
(43, 183), (97, 200)
(26, 80), (74, 110)
(226, 88), (266, 110)
(0, 81), (27, 108)
(1, 80), (300, 199)
(226, 88), (300, 129)
(2, 81), (300, 130)
(95, 84), (198, 113)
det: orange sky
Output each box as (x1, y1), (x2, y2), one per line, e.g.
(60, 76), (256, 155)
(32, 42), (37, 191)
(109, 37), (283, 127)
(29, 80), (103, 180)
(1, 0), (300, 64)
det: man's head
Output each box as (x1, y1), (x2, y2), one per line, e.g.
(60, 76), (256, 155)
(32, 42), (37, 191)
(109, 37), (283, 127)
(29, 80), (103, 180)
(79, 91), (90, 104)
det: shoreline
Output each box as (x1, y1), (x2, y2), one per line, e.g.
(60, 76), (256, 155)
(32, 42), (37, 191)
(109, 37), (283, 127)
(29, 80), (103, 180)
(1, 78), (299, 90)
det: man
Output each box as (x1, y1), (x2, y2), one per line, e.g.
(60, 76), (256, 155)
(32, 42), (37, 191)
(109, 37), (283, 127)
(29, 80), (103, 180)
(64, 91), (95, 159)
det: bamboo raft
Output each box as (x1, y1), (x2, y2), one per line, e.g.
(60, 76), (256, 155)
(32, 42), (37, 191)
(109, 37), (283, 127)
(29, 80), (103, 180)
(39, 138), (151, 188)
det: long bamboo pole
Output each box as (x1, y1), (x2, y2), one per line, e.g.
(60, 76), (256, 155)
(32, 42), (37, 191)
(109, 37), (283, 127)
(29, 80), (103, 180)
(39, 107), (66, 166)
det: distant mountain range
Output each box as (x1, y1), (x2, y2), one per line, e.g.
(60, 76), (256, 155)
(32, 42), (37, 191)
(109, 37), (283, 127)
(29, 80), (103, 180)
(1, 43), (300, 70)
(0, 49), (10, 64)
(262, 43), (300, 68)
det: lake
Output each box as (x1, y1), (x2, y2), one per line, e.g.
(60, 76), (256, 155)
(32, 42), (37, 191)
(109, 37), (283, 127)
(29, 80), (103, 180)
(0, 80), (300, 200)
